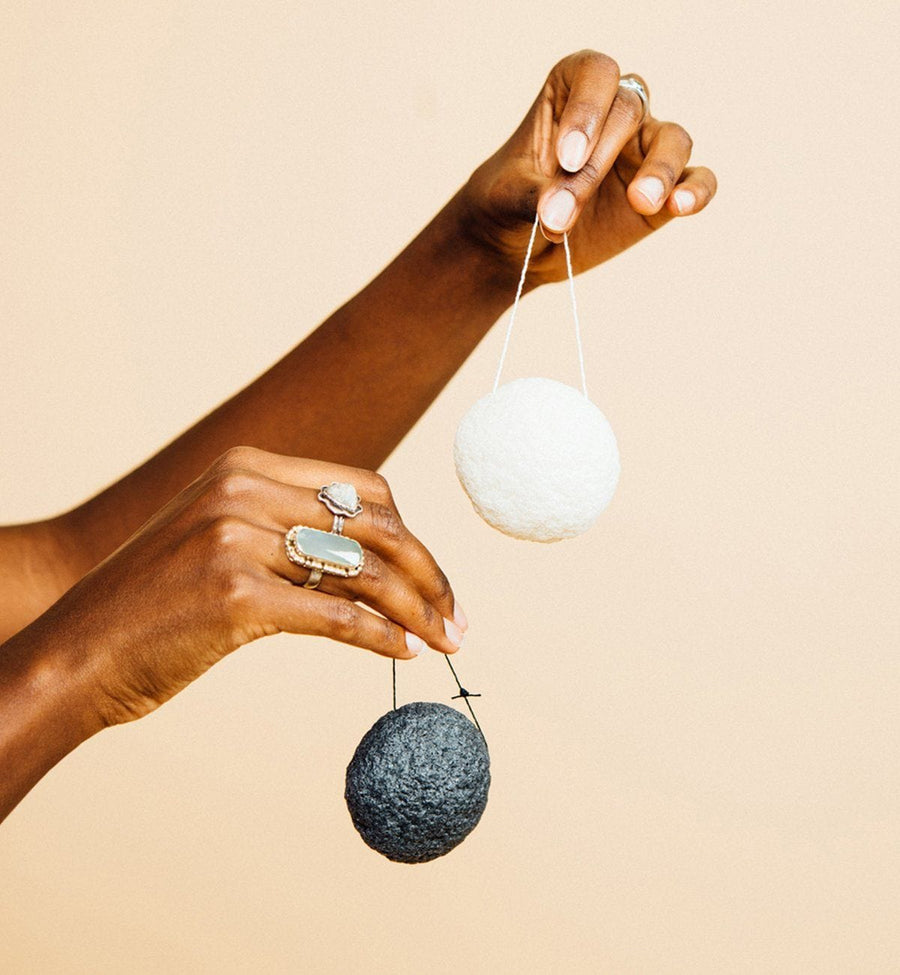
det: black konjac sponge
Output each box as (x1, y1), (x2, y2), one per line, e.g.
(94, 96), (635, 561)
(345, 701), (490, 863)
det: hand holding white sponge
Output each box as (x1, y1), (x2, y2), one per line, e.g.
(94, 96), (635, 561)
(453, 376), (620, 542)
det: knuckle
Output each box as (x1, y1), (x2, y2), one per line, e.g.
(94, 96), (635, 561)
(205, 468), (259, 511)
(419, 598), (441, 630)
(553, 49), (619, 87)
(206, 514), (249, 553)
(432, 569), (454, 606)
(565, 98), (597, 122)
(673, 124), (694, 153)
(214, 445), (260, 472)
(361, 552), (385, 586)
(367, 471), (394, 505)
(553, 50), (578, 73)
(369, 502), (405, 545)
(219, 569), (259, 622)
(379, 617), (398, 652)
(695, 180), (712, 205)
(602, 57), (622, 82)
(651, 160), (678, 187)
(613, 90), (643, 125)
(579, 49), (619, 78)
(329, 599), (360, 641)
(571, 158), (602, 188)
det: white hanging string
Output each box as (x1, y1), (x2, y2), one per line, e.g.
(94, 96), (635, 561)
(563, 228), (589, 399)
(491, 210), (589, 399)
(492, 213), (539, 394)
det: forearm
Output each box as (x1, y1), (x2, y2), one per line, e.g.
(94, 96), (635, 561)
(0, 605), (102, 823)
(0, 523), (79, 641)
(62, 187), (515, 575)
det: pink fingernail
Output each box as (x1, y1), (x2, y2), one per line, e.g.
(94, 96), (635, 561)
(673, 188), (695, 214)
(405, 631), (427, 656)
(541, 188), (576, 232)
(559, 130), (588, 172)
(443, 617), (464, 649)
(636, 176), (665, 208)
(453, 601), (469, 633)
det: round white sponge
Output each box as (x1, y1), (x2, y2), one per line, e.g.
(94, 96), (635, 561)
(454, 377), (620, 542)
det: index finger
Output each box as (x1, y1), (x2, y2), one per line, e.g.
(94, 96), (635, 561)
(210, 445), (395, 506)
(553, 50), (622, 173)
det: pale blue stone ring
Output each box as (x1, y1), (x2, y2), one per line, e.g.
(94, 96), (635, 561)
(285, 482), (365, 590)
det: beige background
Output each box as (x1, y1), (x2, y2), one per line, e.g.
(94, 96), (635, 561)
(2, 2), (898, 972)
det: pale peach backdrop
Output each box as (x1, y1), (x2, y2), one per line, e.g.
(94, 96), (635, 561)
(2, 2), (898, 973)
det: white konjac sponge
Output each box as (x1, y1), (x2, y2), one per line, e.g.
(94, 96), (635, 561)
(454, 376), (620, 542)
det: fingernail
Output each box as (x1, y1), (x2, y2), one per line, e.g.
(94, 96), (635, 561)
(673, 188), (695, 214)
(541, 188), (576, 232)
(405, 631), (427, 656)
(636, 176), (665, 208)
(559, 130), (588, 172)
(443, 616), (464, 649)
(453, 601), (469, 633)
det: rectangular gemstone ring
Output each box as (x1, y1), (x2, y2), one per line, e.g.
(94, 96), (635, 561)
(284, 525), (365, 578)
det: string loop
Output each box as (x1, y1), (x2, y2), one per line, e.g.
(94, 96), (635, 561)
(492, 211), (589, 399)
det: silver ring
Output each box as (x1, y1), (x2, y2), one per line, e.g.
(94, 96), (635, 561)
(618, 76), (649, 124)
(283, 481), (366, 586)
(317, 482), (363, 536)
(302, 566), (324, 590)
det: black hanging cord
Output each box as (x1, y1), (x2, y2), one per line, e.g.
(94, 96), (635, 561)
(390, 654), (484, 738)
(444, 655), (484, 737)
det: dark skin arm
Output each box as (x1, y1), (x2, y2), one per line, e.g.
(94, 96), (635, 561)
(62, 191), (517, 576)
(0, 190), (514, 639)
(0, 50), (715, 821)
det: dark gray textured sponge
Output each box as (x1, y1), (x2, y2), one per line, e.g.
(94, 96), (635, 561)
(345, 701), (490, 864)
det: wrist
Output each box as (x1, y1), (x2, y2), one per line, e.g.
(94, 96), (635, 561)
(0, 606), (106, 821)
(439, 184), (529, 299)
(3, 600), (108, 743)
